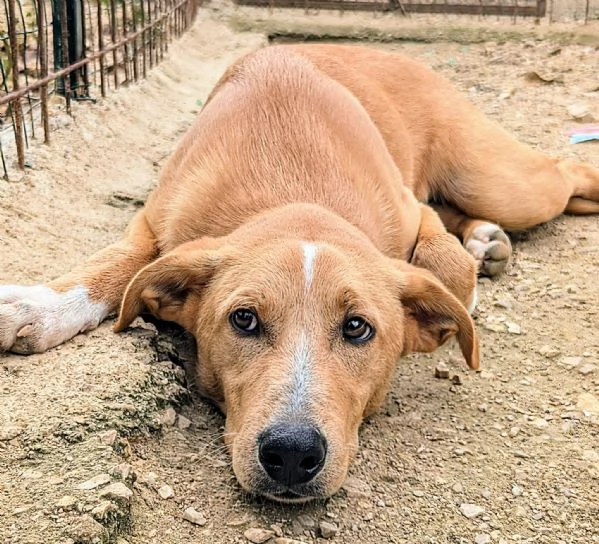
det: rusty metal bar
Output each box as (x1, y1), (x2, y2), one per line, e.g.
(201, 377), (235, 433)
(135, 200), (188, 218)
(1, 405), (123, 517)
(37, 0), (50, 144)
(132, 0), (139, 82)
(59, 0), (71, 113)
(7, 0), (25, 168)
(110, 0), (118, 89)
(140, 0), (147, 78)
(0, 0), (193, 107)
(122, 0), (131, 84)
(234, 0), (545, 16)
(97, 0), (106, 97)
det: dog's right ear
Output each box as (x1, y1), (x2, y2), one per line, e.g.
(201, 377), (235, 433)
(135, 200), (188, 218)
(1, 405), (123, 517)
(114, 241), (227, 332)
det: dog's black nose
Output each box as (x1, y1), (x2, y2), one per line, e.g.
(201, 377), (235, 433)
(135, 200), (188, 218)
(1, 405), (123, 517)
(258, 423), (327, 486)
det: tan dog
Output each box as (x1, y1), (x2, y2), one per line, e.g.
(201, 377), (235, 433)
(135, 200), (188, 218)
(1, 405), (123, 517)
(1, 44), (598, 502)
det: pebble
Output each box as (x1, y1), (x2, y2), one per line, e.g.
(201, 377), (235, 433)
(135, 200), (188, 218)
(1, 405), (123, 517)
(475, 534), (491, 544)
(244, 528), (275, 543)
(460, 503), (485, 519)
(161, 407), (177, 426)
(99, 482), (133, 503)
(297, 514), (316, 529)
(56, 495), (77, 509)
(538, 345), (561, 358)
(511, 484), (524, 497)
(561, 356), (582, 368)
(157, 484), (174, 499)
(342, 476), (371, 498)
(577, 393), (599, 415)
(319, 521), (339, 539)
(451, 374), (463, 385)
(412, 489), (425, 497)
(530, 418), (549, 429)
(508, 426), (520, 437)
(100, 430), (118, 446)
(275, 539), (304, 544)
(578, 364), (596, 376)
(506, 322), (521, 334)
(435, 362), (450, 379)
(177, 415), (192, 430)
(452, 483), (464, 493)
(78, 473), (111, 490)
(182, 506), (207, 526)
(91, 500), (117, 519)
(0, 425), (23, 441)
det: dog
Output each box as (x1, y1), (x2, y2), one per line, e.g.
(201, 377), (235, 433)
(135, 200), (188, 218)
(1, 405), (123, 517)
(1, 44), (598, 502)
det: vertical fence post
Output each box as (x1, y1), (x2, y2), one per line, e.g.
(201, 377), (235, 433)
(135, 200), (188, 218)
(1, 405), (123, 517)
(7, 0), (25, 169)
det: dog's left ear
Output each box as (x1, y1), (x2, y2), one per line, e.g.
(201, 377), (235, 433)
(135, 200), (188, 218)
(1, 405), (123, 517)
(114, 241), (228, 332)
(395, 262), (480, 370)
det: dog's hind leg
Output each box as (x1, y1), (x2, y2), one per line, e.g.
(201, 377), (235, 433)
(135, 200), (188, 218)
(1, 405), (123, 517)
(559, 160), (599, 215)
(431, 203), (512, 278)
(0, 210), (158, 354)
(409, 204), (478, 313)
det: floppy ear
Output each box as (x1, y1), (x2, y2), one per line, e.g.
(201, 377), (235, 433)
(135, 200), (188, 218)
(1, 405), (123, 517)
(114, 242), (224, 333)
(396, 263), (480, 370)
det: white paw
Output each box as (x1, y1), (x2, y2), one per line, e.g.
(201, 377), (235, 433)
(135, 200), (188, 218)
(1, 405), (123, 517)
(0, 285), (108, 354)
(464, 223), (512, 278)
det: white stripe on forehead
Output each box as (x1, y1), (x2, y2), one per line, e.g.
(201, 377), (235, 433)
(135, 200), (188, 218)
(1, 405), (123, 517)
(302, 243), (318, 289)
(286, 330), (312, 415)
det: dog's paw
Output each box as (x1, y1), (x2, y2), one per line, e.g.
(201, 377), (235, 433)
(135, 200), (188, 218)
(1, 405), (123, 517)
(464, 223), (512, 278)
(0, 285), (107, 354)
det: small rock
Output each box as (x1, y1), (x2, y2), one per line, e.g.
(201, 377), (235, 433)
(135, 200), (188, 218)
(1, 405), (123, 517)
(66, 515), (107, 542)
(475, 534), (491, 544)
(460, 503), (485, 519)
(508, 426), (520, 437)
(478, 403), (488, 412)
(342, 476), (371, 498)
(506, 322), (521, 335)
(481, 489), (492, 499)
(561, 356), (582, 368)
(275, 539), (304, 544)
(183, 506), (207, 526)
(435, 362), (450, 379)
(319, 521), (339, 539)
(244, 528), (275, 543)
(0, 425), (23, 441)
(100, 430), (118, 446)
(177, 415), (192, 430)
(412, 489), (425, 497)
(538, 345), (561, 358)
(511, 484), (524, 497)
(297, 514), (316, 529)
(530, 418), (548, 429)
(99, 482), (133, 503)
(56, 495), (77, 509)
(91, 500), (117, 520)
(111, 463), (134, 482)
(567, 102), (597, 123)
(451, 374), (463, 386)
(78, 473), (111, 490)
(161, 407), (177, 426)
(578, 364), (596, 376)
(157, 484), (174, 499)
(452, 483), (464, 493)
(577, 393), (599, 415)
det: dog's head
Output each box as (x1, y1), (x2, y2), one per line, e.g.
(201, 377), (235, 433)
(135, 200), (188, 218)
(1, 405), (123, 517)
(115, 206), (478, 502)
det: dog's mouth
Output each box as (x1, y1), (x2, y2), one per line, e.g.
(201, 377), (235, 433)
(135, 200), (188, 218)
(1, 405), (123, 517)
(261, 485), (323, 503)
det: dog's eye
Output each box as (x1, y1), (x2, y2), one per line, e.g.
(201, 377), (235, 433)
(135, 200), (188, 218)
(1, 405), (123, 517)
(230, 308), (260, 335)
(342, 317), (375, 344)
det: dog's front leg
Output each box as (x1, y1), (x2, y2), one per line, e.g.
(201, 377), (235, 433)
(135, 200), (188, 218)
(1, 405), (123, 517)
(409, 204), (478, 314)
(0, 211), (157, 354)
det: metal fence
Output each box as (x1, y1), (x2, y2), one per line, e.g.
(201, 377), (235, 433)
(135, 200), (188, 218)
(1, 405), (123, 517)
(234, 0), (549, 18)
(0, 0), (199, 178)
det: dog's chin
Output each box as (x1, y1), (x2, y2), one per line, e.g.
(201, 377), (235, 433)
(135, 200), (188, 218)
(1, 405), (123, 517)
(247, 478), (332, 504)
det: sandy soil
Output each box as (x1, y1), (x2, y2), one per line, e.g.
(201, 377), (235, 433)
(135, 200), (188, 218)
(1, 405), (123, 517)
(1, 3), (598, 544)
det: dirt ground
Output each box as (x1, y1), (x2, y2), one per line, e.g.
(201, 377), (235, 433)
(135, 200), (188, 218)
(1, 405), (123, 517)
(1, 2), (598, 544)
